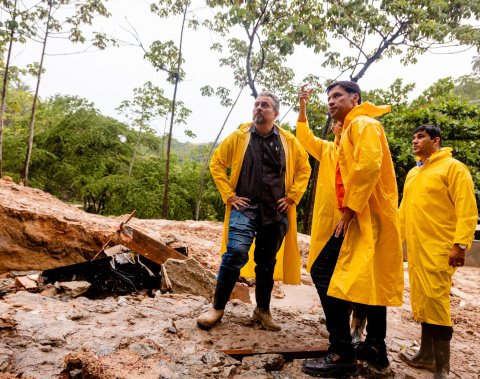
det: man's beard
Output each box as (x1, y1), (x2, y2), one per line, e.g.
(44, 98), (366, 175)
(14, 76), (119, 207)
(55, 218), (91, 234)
(254, 113), (265, 124)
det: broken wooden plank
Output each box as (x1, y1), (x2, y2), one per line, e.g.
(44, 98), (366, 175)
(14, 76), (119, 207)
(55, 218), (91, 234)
(114, 224), (187, 265)
(218, 346), (329, 361)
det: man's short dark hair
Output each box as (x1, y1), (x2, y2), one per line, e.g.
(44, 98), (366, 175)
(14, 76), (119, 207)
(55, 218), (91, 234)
(326, 81), (362, 104)
(413, 125), (442, 147)
(257, 91), (280, 112)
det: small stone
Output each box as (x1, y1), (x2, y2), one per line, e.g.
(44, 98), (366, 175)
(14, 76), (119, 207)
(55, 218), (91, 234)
(59, 281), (91, 297)
(223, 365), (237, 376)
(242, 354), (285, 372)
(167, 326), (177, 334)
(64, 214), (80, 222)
(201, 349), (240, 367)
(40, 345), (52, 352)
(2, 176), (13, 182)
(157, 361), (185, 378)
(41, 286), (57, 296)
(96, 348), (115, 357)
(0, 348), (13, 373)
(8, 270), (41, 278)
(211, 367), (220, 374)
(128, 343), (158, 358)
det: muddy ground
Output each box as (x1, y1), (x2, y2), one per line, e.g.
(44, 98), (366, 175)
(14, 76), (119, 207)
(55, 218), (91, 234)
(0, 179), (479, 378)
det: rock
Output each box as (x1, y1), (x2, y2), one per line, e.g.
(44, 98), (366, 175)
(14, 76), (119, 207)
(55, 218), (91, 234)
(234, 369), (269, 378)
(157, 361), (186, 379)
(168, 232), (183, 243)
(128, 342), (158, 358)
(167, 326), (177, 334)
(201, 349), (240, 368)
(64, 214), (80, 222)
(59, 281), (91, 297)
(2, 176), (13, 182)
(41, 286), (57, 296)
(96, 348), (115, 357)
(241, 277), (256, 286)
(358, 361), (395, 378)
(40, 345), (52, 352)
(8, 270), (41, 278)
(0, 348), (13, 373)
(242, 354), (285, 372)
(0, 278), (14, 287)
(224, 365), (237, 376)
(33, 327), (66, 346)
(162, 258), (218, 302)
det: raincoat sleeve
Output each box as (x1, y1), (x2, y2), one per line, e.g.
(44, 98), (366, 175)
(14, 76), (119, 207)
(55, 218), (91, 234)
(286, 137), (311, 205)
(398, 198), (406, 242)
(343, 119), (382, 213)
(447, 161), (478, 249)
(209, 134), (237, 204)
(296, 119), (328, 162)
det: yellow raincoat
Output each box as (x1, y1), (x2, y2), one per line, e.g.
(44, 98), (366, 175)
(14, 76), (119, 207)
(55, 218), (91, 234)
(399, 148), (478, 326)
(296, 120), (342, 272)
(327, 102), (404, 307)
(210, 122), (311, 284)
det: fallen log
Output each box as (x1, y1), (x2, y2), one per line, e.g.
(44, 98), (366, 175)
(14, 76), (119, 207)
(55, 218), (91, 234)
(112, 224), (188, 265)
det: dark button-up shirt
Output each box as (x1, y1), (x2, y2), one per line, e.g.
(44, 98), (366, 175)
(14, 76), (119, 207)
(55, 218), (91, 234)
(235, 124), (286, 224)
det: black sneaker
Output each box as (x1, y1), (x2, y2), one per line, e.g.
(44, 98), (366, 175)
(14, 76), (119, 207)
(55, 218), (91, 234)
(302, 351), (358, 378)
(354, 341), (389, 368)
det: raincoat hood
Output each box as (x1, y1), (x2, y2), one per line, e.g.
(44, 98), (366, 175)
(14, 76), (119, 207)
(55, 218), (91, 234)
(344, 102), (391, 129)
(415, 147), (453, 164)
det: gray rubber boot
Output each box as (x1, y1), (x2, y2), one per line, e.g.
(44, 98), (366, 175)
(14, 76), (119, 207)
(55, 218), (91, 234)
(433, 340), (450, 379)
(400, 323), (435, 372)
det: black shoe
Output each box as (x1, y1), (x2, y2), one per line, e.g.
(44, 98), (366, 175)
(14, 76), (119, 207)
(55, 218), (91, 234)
(302, 351), (358, 378)
(355, 341), (389, 368)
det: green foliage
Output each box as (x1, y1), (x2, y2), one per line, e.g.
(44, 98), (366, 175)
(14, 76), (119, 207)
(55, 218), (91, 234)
(453, 74), (480, 103)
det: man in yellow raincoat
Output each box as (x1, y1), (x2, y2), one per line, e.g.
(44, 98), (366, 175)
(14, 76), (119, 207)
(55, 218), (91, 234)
(296, 85), (368, 345)
(399, 125), (478, 379)
(302, 81), (404, 378)
(197, 91), (310, 331)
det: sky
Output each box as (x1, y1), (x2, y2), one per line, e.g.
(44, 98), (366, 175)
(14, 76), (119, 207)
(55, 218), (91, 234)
(4, 0), (478, 144)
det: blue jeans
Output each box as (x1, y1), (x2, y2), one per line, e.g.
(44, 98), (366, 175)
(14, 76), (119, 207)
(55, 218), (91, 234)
(217, 210), (288, 288)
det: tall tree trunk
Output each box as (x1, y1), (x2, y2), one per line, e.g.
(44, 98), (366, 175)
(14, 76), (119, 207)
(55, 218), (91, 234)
(0, 0), (18, 177)
(23, 0), (53, 186)
(129, 125), (142, 177)
(302, 114), (332, 234)
(161, 3), (188, 219)
(195, 86), (245, 221)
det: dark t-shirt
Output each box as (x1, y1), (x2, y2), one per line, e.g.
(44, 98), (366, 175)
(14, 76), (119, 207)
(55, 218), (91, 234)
(235, 124), (286, 225)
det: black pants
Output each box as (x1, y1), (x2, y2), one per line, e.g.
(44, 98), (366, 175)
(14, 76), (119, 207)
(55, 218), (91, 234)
(311, 233), (387, 358)
(422, 322), (453, 341)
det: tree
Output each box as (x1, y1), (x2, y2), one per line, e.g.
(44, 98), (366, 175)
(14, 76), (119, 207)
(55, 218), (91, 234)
(0, 0), (35, 177)
(22, 0), (114, 186)
(116, 81), (190, 177)
(296, 0), (480, 83)
(144, 0), (192, 219)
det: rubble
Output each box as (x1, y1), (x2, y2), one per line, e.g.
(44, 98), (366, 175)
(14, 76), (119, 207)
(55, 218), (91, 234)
(59, 281), (91, 298)
(242, 354), (285, 371)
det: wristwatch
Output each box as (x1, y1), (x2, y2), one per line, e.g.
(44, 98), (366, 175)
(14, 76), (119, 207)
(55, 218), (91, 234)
(454, 243), (468, 250)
